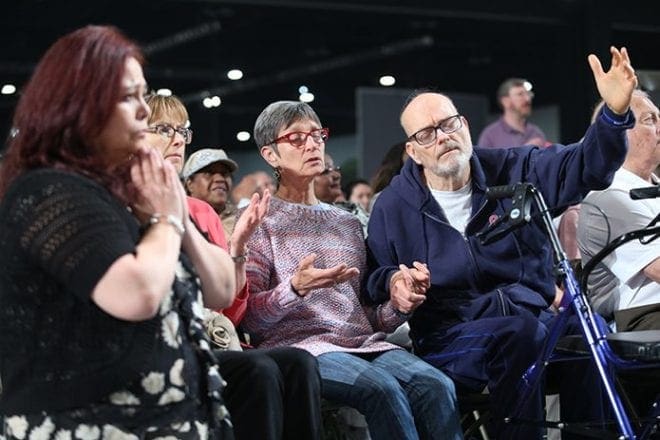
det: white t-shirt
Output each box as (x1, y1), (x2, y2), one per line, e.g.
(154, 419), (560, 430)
(430, 182), (472, 235)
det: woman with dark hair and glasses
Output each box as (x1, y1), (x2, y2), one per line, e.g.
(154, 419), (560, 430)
(144, 93), (323, 440)
(0, 26), (235, 438)
(241, 100), (463, 440)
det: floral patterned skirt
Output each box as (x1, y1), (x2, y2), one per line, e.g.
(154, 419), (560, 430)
(1, 259), (232, 440)
(3, 404), (209, 439)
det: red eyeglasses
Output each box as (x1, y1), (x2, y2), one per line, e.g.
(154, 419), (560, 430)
(270, 127), (329, 148)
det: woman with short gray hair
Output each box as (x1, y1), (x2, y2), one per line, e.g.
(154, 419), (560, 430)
(241, 100), (463, 440)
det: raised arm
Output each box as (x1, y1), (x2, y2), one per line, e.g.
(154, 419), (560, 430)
(179, 180), (236, 310)
(230, 188), (271, 294)
(501, 48), (638, 209)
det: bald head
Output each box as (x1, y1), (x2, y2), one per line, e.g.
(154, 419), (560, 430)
(400, 93), (459, 137)
(399, 92), (474, 189)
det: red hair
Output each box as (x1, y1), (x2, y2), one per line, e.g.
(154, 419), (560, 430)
(0, 25), (144, 198)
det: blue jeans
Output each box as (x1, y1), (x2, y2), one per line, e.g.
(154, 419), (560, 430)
(317, 349), (462, 440)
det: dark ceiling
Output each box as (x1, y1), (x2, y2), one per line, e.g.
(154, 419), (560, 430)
(1, 0), (659, 152)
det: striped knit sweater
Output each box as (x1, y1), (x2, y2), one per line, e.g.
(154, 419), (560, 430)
(242, 196), (406, 356)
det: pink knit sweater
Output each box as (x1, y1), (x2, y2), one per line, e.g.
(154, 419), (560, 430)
(242, 197), (406, 356)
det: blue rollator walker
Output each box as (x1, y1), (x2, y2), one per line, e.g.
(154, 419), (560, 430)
(478, 182), (660, 439)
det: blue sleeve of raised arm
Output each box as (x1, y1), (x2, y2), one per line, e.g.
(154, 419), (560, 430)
(523, 106), (633, 208)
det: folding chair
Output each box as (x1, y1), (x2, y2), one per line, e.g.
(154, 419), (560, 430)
(479, 182), (660, 439)
(457, 389), (492, 440)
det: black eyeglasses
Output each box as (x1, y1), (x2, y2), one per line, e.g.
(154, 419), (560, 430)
(408, 115), (462, 146)
(270, 127), (329, 148)
(321, 165), (341, 175)
(147, 123), (193, 145)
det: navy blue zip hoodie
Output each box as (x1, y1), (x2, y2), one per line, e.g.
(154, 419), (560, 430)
(364, 106), (633, 354)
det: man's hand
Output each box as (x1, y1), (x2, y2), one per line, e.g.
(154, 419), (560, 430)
(290, 254), (360, 297)
(552, 285), (564, 312)
(588, 46), (638, 115)
(389, 262), (430, 314)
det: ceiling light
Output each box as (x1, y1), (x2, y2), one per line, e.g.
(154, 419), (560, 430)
(202, 96), (221, 108)
(298, 85), (309, 94)
(299, 92), (314, 103)
(227, 69), (243, 80)
(523, 81), (533, 92)
(1, 84), (16, 95)
(156, 88), (172, 96)
(236, 131), (251, 142)
(379, 75), (396, 87)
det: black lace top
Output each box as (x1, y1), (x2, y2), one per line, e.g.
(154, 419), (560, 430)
(0, 169), (230, 436)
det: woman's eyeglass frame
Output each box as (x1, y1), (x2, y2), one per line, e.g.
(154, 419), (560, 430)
(147, 123), (193, 145)
(269, 127), (330, 148)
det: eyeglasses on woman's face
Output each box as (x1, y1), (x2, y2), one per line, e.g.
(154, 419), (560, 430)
(147, 123), (193, 145)
(270, 127), (329, 148)
(408, 115), (462, 147)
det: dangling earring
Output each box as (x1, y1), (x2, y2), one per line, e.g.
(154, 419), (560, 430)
(273, 167), (281, 182)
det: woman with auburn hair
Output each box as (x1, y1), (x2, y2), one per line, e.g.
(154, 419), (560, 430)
(144, 93), (323, 440)
(0, 26), (234, 438)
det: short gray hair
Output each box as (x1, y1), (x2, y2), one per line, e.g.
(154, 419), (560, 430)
(253, 101), (322, 149)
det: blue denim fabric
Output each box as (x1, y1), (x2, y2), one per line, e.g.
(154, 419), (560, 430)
(317, 349), (462, 440)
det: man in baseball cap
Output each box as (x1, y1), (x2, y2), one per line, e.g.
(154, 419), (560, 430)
(182, 148), (239, 237)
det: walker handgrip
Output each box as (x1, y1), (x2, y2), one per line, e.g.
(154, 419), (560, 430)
(486, 184), (519, 200)
(629, 186), (660, 200)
